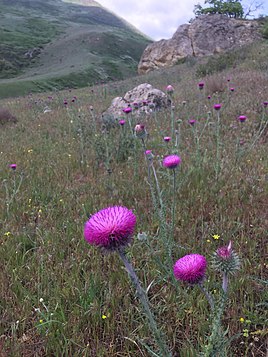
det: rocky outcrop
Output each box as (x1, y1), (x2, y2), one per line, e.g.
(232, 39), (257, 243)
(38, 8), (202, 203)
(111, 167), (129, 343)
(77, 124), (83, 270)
(138, 14), (261, 74)
(102, 83), (171, 122)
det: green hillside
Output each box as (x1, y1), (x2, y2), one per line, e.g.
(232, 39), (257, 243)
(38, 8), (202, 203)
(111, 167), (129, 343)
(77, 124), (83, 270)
(0, 0), (152, 97)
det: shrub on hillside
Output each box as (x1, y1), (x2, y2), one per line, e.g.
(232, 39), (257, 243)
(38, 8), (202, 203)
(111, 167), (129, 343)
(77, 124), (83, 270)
(261, 20), (268, 39)
(0, 108), (18, 125)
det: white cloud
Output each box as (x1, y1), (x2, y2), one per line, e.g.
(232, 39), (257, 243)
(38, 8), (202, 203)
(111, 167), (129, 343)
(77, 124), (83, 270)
(97, 0), (206, 40)
(97, 0), (268, 40)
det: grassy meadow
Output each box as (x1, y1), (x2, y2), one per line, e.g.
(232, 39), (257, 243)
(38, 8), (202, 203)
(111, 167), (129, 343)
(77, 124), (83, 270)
(0, 41), (268, 356)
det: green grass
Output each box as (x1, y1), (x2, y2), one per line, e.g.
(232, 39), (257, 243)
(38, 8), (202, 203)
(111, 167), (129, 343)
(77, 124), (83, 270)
(0, 41), (267, 356)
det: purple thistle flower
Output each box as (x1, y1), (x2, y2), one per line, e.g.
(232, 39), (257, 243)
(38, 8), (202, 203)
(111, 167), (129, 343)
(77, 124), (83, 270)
(263, 101), (268, 107)
(230, 88), (235, 92)
(84, 206), (136, 251)
(123, 107), (132, 114)
(9, 164), (17, 170)
(133, 102), (139, 109)
(207, 95), (211, 100)
(198, 82), (204, 90)
(164, 136), (171, 142)
(213, 104), (222, 111)
(189, 119), (196, 126)
(166, 85), (174, 94)
(163, 155), (181, 169)
(238, 115), (247, 123)
(135, 124), (145, 132)
(217, 241), (232, 260)
(173, 254), (207, 284)
(119, 119), (126, 126)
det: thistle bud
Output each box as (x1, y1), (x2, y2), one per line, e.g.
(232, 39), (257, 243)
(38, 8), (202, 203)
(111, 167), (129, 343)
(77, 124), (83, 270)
(212, 241), (240, 275)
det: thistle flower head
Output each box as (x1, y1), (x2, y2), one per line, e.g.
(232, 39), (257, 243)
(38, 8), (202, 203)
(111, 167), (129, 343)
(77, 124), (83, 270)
(166, 85), (174, 94)
(173, 254), (207, 284)
(189, 119), (196, 126)
(163, 154), (181, 169)
(84, 206), (136, 251)
(164, 136), (171, 142)
(9, 164), (17, 170)
(198, 82), (204, 89)
(238, 115), (247, 122)
(119, 119), (126, 126)
(230, 88), (235, 92)
(263, 101), (268, 107)
(135, 124), (146, 139)
(123, 107), (132, 114)
(212, 241), (240, 274)
(214, 104), (222, 111)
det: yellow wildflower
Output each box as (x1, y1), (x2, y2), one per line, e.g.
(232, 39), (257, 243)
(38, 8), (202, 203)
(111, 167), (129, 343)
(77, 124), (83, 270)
(212, 234), (220, 240)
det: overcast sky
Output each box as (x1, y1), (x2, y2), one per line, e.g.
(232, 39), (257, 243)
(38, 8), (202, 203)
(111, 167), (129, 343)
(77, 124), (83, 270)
(97, 0), (268, 40)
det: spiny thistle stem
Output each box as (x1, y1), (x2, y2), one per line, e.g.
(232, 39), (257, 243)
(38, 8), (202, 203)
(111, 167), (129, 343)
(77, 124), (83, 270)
(171, 169), (177, 242)
(222, 272), (228, 294)
(203, 292), (227, 357)
(118, 249), (171, 357)
(152, 164), (164, 211)
(198, 283), (215, 310)
(215, 110), (221, 180)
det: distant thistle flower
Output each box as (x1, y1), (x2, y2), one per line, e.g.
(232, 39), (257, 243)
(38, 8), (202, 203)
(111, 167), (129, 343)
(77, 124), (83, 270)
(189, 119), (196, 126)
(9, 164), (17, 170)
(263, 101), (268, 107)
(135, 124), (145, 133)
(135, 124), (147, 139)
(166, 85), (174, 94)
(214, 104), (222, 111)
(230, 88), (235, 92)
(84, 206), (136, 251)
(207, 95), (211, 100)
(198, 82), (204, 90)
(163, 154), (181, 169)
(238, 115), (247, 122)
(164, 136), (171, 142)
(145, 150), (153, 160)
(119, 119), (126, 126)
(173, 254), (207, 284)
(123, 107), (132, 114)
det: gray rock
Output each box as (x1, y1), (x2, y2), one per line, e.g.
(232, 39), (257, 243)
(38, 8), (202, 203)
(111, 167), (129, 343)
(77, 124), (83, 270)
(138, 14), (261, 74)
(102, 83), (171, 121)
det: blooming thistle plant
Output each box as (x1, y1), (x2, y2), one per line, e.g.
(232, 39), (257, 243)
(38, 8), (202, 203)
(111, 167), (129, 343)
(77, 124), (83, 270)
(173, 244), (241, 356)
(84, 206), (171, 356)
(166, 85), (174, 95)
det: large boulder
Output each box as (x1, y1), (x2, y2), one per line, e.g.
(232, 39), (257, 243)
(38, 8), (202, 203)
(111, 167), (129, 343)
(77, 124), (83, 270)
(138, 14), (261, 74)
(102, 83), (171, 122)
